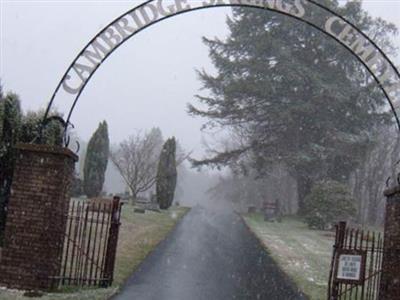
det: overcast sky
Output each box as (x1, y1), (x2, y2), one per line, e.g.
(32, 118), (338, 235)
(1, 0), (399, 158)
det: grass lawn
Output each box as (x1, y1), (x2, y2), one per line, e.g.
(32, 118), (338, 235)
(242, 213), (336, 300)
(0, 205), (190, 300)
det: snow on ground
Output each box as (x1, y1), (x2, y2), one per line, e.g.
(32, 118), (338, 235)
(242, 214), (335, 300)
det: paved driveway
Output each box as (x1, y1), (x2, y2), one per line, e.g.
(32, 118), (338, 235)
(113, 206), (306, 300)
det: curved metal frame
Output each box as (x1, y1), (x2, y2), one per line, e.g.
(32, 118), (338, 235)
(42, 0), (400, 142)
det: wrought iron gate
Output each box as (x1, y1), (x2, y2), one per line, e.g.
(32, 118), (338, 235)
(328, 222), (383, 300)
(50, 196), (122, 288)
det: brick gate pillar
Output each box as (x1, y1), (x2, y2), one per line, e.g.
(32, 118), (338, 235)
(380, 185), (400, 300)
(0, 143), (77, 290)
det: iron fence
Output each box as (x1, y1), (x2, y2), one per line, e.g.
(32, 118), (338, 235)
(50, 196), (122, 288)
(328, 222), (383, 300)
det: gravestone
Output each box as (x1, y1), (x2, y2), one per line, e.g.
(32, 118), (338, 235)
(263, 199), (282, 222)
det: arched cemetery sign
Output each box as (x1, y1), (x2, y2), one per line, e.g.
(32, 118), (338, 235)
(42, 0), (400, 140)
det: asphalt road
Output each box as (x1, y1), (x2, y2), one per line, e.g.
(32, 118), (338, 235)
(113, 206), (306, 300)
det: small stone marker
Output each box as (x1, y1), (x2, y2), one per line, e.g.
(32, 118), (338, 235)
(263, 199), (280, 222)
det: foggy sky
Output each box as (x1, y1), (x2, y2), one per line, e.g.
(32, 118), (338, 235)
(1, 0), (399, 157)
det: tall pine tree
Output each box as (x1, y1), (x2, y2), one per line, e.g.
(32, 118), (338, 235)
(188, 1), (397, 211)
(83, 121), (110, 198)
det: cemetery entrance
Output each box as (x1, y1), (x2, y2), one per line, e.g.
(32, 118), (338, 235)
(0, 1), (400, 298)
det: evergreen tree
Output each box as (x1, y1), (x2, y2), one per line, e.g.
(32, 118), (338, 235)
(0, 81), (3, 134)
(303, 180), (356, 230)
(19, 109), (64, 145)
(156, 138), (177, 209)
(0, 82), (64, 244)
(83, 121), (110, 198)
(71, 172), (84, 198)
(188, 1), (397, 211)
(0, 92), (22, 243)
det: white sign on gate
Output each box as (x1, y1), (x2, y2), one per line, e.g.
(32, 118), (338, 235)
(337, 254), (362, 281)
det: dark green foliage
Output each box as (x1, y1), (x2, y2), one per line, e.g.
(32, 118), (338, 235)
(0, 84), (64, 244)
(303, 180), (356, 230)
(83, 121), (110, 198)
(0, 93), (22, 183)
(156, 138), (177, 209)
(71, 173), (84, 198)
(0, 92), (22, 243)
(0, 81), (64, 244)
(188, 2), (397, 211)
(19, 110), (64, 145)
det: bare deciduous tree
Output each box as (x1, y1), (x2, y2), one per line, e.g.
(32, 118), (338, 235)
(110, 129), (163, 203)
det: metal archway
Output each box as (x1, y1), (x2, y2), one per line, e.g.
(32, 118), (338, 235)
(41, 0), (400, 144)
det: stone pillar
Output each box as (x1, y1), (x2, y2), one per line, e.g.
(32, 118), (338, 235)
(380, 185), (400, 300)
(0, 144), (77, 290)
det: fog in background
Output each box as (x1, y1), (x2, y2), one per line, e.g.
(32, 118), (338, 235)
(1, 0), (400, 208)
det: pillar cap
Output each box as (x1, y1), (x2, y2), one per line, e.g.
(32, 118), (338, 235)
(384, 185), (400, 197)
(16, 143), (78, 162)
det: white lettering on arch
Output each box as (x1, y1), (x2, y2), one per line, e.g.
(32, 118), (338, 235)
(60, 0), (399, 112)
